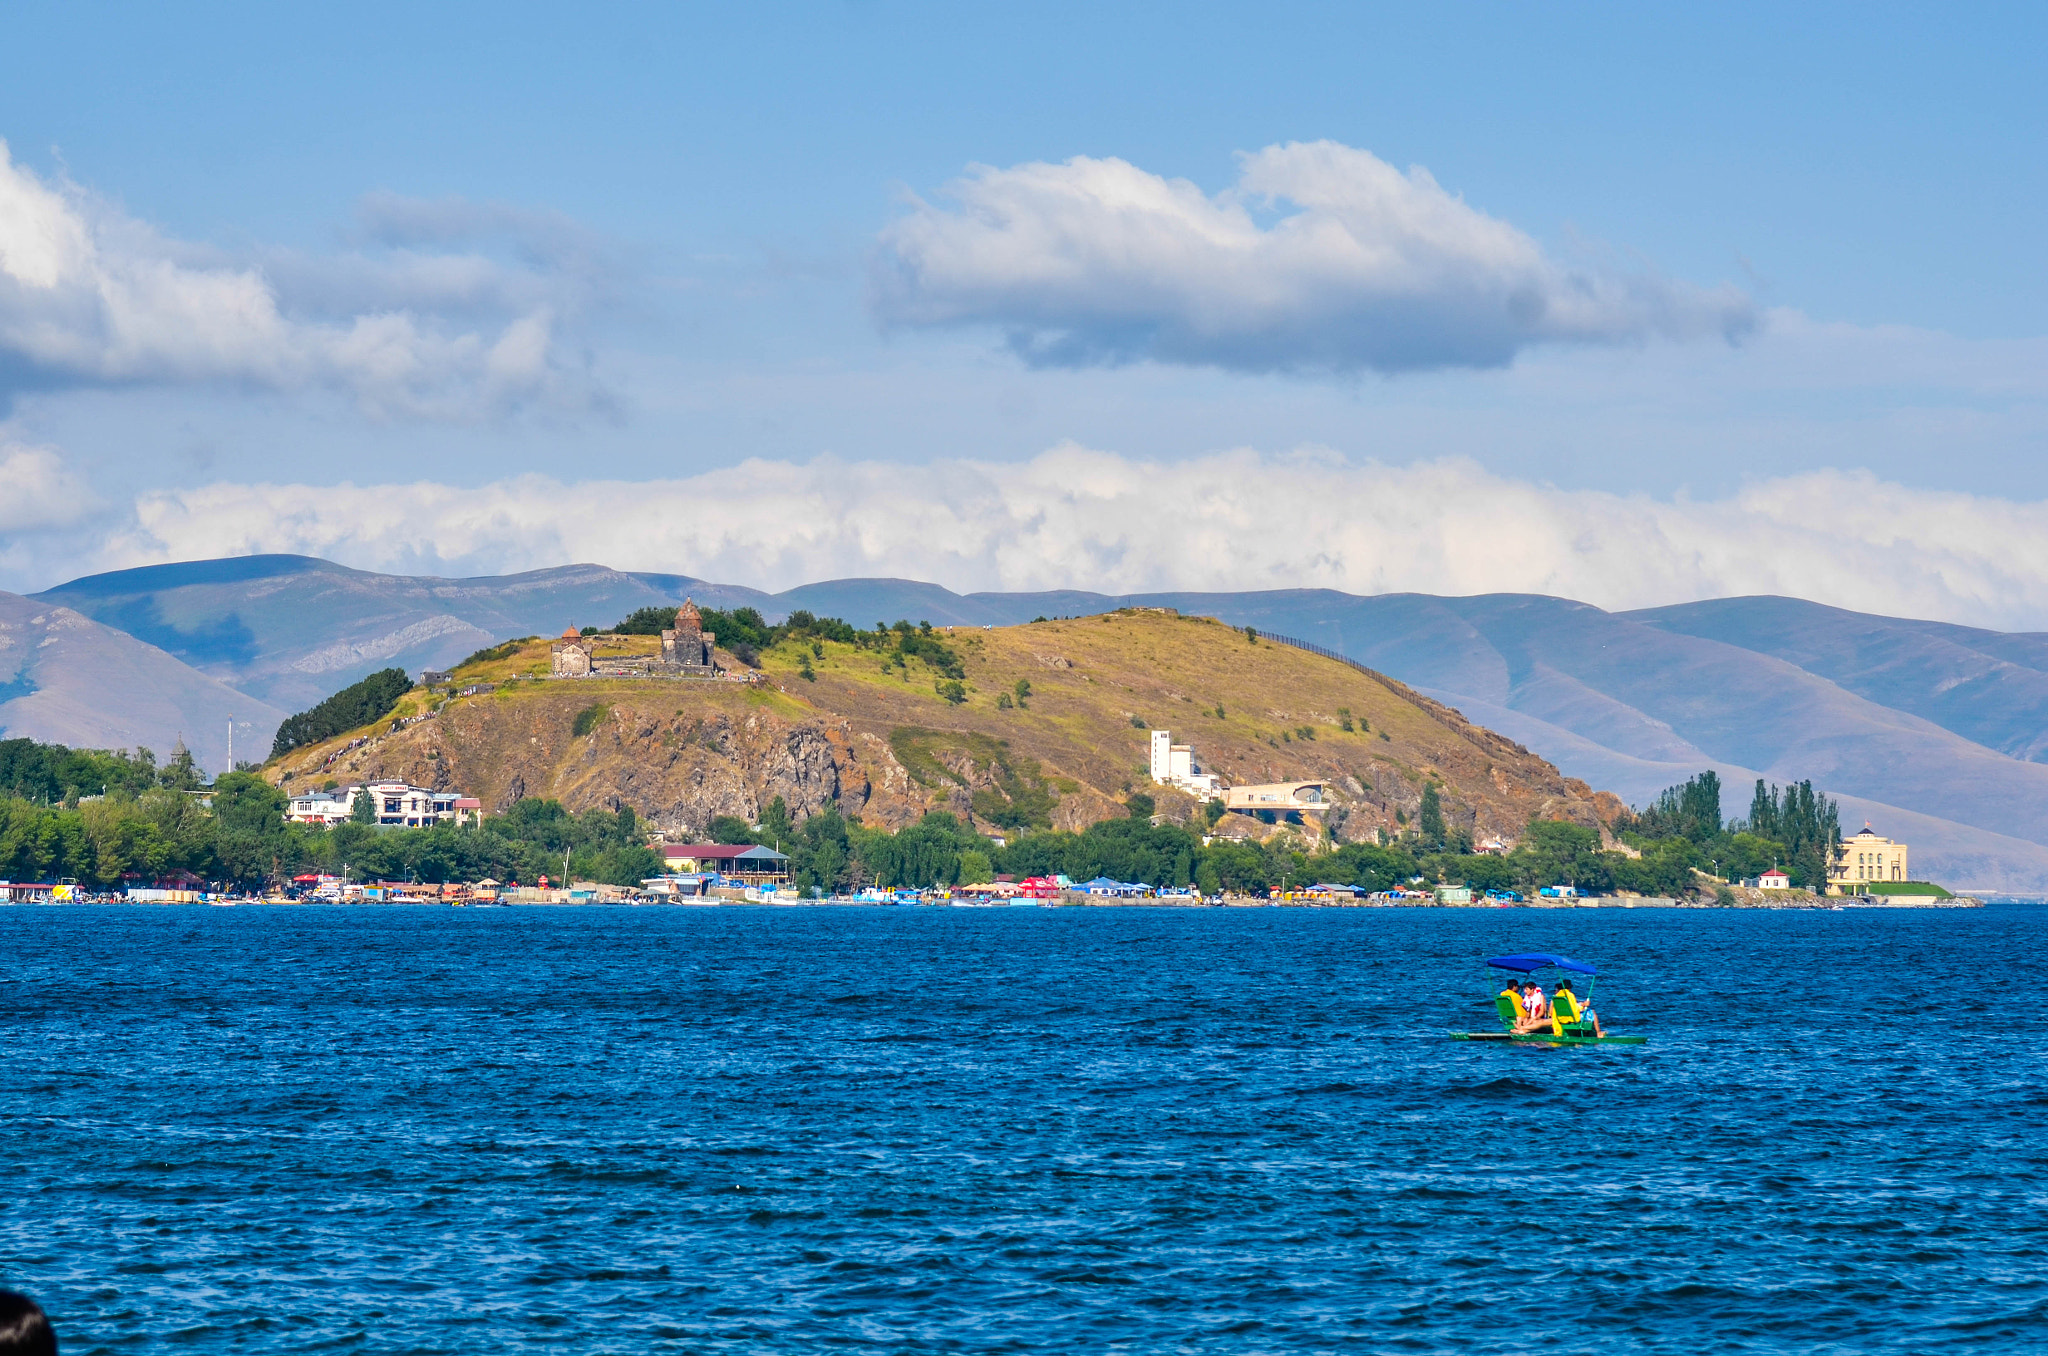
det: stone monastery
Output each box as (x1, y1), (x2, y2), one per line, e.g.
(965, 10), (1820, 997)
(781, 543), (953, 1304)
(550, 600), (721, 679)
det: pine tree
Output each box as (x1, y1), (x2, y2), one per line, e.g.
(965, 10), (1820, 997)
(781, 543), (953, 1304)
(1638, 770), (1723, 843)
(1748, 780), (1779, 839)
(1418, 783), (1445, 848)
(759, 795), (794, 849)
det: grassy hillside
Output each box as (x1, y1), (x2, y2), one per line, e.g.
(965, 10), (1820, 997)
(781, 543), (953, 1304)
(264, 610), (1621, 844)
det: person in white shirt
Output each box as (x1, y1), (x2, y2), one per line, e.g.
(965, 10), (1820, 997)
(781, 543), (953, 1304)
(1512, 980), (1551, 1033)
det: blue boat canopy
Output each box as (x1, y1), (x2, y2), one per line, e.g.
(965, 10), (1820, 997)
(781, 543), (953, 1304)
(1487, 952), (1598, 976)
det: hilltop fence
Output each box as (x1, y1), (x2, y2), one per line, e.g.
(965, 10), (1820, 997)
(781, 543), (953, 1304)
(1247, 628), (1381, 681)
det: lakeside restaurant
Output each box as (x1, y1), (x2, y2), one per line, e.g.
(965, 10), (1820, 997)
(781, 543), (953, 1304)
(658, 843), (791, 884)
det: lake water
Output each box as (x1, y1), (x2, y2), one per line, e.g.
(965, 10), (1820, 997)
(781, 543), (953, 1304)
(2, 904), (2042, 1353)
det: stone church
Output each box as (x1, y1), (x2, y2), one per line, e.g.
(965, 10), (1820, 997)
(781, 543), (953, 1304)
(660, 599), (718, 673)
(547, 599), (720, 678)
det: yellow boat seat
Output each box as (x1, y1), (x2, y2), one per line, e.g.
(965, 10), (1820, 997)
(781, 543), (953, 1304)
(1550, 989), (1593, 1036)
(1496, 990), (1522, 1030)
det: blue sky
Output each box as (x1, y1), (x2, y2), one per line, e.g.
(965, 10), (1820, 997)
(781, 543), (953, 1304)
(1, 2), (2045, 620)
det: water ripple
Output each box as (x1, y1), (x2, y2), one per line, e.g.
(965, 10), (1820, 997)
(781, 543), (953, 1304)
(1, 904), (2043, 1352)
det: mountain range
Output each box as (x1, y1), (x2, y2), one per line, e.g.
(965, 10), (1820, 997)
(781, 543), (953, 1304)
(16, 553), (2048, 890)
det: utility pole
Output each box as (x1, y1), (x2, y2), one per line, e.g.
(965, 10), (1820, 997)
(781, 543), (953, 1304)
(226, 715), (233, 772)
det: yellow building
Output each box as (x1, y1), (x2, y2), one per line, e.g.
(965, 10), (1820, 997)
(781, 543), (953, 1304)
(1829, 823), (1908, 889)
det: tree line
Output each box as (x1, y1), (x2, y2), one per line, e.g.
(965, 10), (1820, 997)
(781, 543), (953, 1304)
(0, 732), (1846, 900)
(609, 605), (964, 680)
(269, 667), (416, 759)
(0, 769), (662, 891)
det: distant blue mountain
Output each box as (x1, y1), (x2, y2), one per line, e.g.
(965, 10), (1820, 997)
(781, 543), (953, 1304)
(35, 557), (2048, 889)
(0, 589), (283, 775)
(39, 556), (692, 714)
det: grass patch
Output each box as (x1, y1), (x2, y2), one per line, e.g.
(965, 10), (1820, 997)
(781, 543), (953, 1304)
(1859, 880), (1953, 897)
(889, 727), (1006, 788)
(458, 637), (533, 669)
(571, 703), (609, 737)
(888, 726), (1059, 828)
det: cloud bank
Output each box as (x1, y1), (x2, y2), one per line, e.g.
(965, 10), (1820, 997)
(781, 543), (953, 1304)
(872, 141), (1755, 374)
(0, 140), (601, 418)
(69, 443), (2048, 632)
(0, 437), (99, 532)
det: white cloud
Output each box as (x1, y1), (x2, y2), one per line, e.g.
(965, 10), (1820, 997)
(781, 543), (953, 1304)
(0, 139), (599, 418)
(70, 443), (2048, 632)
(871, 141), (1755, 374)
(0, 437), (99, 532)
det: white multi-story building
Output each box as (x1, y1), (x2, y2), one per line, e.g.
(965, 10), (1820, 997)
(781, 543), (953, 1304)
(287, 781), (484, 828)
(1149, 729), (1222, 797)
(286, 790), (357, 825)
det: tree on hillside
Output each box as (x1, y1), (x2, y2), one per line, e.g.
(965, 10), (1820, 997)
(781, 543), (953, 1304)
(697, 606), (775, 652)
(759, 796), (794, 850)
(270, 668), (414, 758)
(708, 815), (754, 845)
(611, 605), (679, 635)
(1418, 783), (1445, 849)
(1636, 771), (1722, 843)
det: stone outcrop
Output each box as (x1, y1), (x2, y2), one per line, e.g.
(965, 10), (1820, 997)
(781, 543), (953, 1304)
(272, 685), (936, 836)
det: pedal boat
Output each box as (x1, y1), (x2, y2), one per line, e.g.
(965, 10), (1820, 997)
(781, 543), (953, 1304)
(1449, 952), (1648, 1045)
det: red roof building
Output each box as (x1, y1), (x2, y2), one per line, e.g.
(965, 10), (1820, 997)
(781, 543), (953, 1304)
(660, 843), (791, 878)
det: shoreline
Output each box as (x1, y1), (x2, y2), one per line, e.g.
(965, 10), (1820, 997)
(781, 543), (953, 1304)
(13, 893), (1990, 910)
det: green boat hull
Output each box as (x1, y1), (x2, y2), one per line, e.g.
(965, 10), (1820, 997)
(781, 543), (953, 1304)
(1449, 1031), (1648, 1046)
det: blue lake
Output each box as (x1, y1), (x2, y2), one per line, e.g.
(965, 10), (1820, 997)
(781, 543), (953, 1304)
(2, 903), (2043, 1353)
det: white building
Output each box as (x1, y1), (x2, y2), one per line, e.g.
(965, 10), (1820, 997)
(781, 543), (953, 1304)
(287, 780), (484, 828)
(1149, 729), (1222, 797)
(286, 790), (356, 825)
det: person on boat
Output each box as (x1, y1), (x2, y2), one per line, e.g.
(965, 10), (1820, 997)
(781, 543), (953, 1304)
(1552, 978), (1606, 1037)
(1512, 980), (1551, 1033)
